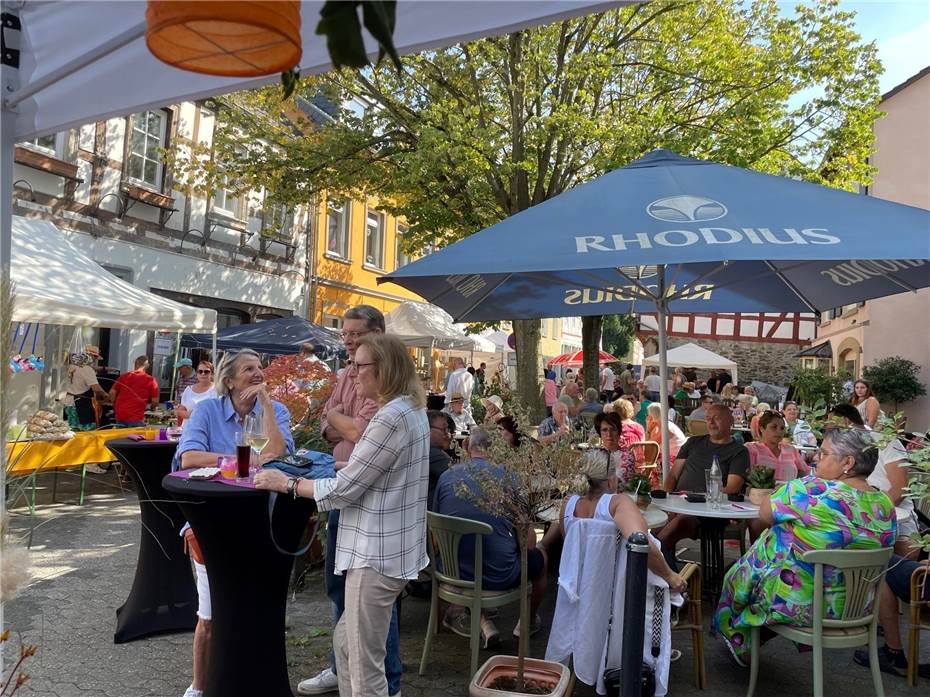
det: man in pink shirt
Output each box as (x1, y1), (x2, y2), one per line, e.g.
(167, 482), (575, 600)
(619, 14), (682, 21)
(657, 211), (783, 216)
(299, 305), (402, 696)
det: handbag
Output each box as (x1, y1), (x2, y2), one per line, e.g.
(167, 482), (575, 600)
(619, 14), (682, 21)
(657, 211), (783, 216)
(263, 450), (336, 557)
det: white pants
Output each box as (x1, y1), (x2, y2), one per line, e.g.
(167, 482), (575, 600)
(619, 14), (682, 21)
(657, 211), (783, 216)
(194, 560), (211, 620)
(334, 567), (406, 697)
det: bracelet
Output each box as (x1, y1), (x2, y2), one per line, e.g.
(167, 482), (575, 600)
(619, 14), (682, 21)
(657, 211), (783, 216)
(293, 478), (301, 499)
(285, 477), (298, 497)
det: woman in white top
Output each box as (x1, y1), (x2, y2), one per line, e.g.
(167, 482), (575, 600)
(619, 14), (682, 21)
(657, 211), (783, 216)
(64, 352), (109, 430)
(646, 403), (687, 463)
(539, 449), (685, 593)
(176, 360), (216, 425)
(850, 379), (882, 428)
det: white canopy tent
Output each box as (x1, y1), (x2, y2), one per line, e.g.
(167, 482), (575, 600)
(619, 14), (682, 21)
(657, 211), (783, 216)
(11, 216), (216, 332)
(643, 342), (738, 386)
(386, 301), (488, 352)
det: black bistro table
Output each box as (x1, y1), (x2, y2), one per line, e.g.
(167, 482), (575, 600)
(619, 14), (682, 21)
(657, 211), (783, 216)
(105, 438), (198, 643)
(163, 473), (316, 697)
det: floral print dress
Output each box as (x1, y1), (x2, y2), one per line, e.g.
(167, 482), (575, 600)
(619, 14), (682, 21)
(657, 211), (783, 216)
(715, 476), (896, 659)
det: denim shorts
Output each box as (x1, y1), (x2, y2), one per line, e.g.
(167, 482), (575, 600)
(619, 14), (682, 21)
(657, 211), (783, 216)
(886, 554), (930, 603)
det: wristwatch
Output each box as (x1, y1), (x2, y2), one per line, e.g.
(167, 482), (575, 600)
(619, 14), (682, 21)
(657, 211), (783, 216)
(285, 477), (298, 497)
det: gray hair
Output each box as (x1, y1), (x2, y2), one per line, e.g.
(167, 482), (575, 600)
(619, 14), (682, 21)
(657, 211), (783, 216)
(826, 428), (879, 477)
(343, 304), (385, 333)
(215, 349), (262, 398)
(647, 402), (663, 419)
(468, 426), (492, 453)
(584, 387), (599, 402)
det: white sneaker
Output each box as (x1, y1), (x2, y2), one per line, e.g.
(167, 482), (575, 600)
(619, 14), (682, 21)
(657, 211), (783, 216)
(182, 687), (203, 697)
(297, 667), (339, 695)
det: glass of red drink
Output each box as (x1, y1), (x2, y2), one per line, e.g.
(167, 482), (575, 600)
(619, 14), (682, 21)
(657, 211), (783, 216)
(235, 431), (252, 479)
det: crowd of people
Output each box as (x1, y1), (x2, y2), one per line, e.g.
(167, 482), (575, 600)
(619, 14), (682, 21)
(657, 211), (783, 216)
(145, 320), (924, 696)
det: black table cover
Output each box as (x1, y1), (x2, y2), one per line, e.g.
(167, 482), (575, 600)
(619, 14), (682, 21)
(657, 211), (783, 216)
(106, 438), (198, 643)
(163, 474), (316, 697)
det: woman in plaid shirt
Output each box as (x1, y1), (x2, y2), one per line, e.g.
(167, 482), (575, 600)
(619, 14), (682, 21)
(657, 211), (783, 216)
(256, 334), (429, 696)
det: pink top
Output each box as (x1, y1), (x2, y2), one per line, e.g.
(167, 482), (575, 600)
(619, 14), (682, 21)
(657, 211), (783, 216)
(320, 362), (379, 462)
(544, 379), (558, 407)
(746, 441), (810, 482)
(620, 421), (645, 449)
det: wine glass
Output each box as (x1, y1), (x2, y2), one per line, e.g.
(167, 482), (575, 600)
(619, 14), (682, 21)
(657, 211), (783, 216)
(244, 415), (268, 475)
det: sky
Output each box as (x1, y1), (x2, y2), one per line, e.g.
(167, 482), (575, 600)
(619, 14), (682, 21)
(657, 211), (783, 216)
(784, 0), (930, 93)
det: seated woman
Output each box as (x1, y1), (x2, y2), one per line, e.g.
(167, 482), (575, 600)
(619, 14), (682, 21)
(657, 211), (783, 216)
(743, 385), (760, 407)
(748, 403), (771, 442)
(715, 427), (896, 666)
(610, 398), (646, 447)
(745, 410), (809, 483)
(539, 448), (685, 593)
(646, 403), (687, 463)
(594, 411), (636, 488)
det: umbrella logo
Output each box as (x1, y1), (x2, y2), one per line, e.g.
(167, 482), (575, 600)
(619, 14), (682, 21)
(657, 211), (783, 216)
(646, 196), (727, 222)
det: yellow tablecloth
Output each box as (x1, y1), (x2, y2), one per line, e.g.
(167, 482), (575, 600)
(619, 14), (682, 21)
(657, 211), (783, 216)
(5, 428), (149, 475)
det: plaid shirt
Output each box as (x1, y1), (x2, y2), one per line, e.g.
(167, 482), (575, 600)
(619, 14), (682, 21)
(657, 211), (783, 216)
(314, 396), (430, 581)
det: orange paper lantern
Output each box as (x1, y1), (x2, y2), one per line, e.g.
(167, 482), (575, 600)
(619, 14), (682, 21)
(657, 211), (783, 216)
(146, 1), (302, 77)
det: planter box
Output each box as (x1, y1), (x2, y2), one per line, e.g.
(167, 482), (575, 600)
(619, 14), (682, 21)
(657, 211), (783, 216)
(469, 656), (571, 697)
(747, 487), (774, 505)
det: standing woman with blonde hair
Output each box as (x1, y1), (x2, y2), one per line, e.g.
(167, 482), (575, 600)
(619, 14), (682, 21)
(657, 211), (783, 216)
(850, 379), (882, 428)
(256, 334), (429, 697)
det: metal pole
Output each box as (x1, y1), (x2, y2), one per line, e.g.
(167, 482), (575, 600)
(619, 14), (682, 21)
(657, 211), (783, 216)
(656, 266), (671, 480)
(621, 531), (650, 697)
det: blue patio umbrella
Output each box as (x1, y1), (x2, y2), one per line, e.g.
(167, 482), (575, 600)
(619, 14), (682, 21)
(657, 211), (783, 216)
(380, 150), (930, 472)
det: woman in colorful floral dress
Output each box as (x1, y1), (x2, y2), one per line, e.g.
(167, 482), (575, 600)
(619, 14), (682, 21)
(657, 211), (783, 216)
(715, 427), (896, 665)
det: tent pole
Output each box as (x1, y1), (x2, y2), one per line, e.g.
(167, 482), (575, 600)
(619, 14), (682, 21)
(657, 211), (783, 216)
(656, 266), (672, 481)
(170, 331), (181, 402)
(212, 332), (218, 364)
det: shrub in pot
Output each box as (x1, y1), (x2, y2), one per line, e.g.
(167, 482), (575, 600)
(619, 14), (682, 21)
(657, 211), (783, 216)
(623, 473), (652, 509)
(746, 466), (776, 505)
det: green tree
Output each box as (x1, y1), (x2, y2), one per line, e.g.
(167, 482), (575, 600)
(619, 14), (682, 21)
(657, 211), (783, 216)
(601, 314), (637, 361)
(790, 366), (848, 407)
(863, 356), (927, 413)
(180, 0), (881, 411)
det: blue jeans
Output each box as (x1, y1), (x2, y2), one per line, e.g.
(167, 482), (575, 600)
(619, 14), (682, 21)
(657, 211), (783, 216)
(325, 510), (402, 694)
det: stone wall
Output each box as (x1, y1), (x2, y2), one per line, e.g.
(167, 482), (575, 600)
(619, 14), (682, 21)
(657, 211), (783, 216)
(642, 336), (799, 387)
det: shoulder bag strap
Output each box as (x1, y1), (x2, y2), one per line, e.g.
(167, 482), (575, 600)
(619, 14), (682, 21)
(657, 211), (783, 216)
(267, 492), (314, 557)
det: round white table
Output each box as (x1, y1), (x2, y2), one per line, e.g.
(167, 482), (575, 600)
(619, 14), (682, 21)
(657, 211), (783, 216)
(651, 494), (761, 597)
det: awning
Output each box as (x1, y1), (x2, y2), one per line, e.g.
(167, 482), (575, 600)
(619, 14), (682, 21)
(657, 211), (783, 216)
(181, 316), (341, 357)
(795, 341), (832, 359)
(385, 301), (484, 351)
(11, 216), (216, 332)
(643, 342), (738, 384)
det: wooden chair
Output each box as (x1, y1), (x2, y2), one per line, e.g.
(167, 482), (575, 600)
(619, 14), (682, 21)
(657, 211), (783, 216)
(419, 511), (524, 678)
(746, 546), (894, 697)
(630, 440), (660, 487)
(674, 562), (707, 689)
(688, 418), (708, 437)
(906, 560), (930, 686)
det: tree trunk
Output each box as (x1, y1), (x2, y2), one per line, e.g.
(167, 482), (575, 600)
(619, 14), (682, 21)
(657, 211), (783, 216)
(513, 318), (543, 421)
(581, 316), (604, 392)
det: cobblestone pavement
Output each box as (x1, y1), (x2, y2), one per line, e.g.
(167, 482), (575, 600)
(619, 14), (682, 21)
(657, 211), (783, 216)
(3, 469), (927, 696)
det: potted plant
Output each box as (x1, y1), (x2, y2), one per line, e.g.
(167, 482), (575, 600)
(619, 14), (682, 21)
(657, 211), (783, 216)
(746, 466), (776, 505)
(458, 408), (576, 696)
(623, 473), (652, 510)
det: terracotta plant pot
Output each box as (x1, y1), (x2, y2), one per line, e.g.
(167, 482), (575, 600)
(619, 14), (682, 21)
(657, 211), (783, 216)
(469, 655), (571, 697)
(747, 487), (774, 505)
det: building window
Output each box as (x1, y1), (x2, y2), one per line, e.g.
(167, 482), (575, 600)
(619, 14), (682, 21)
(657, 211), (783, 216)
(261, 201), (289, 233)
(23, 133), (60, 156)
(127, 110), (168, 189)
(213, 173), (242, 219)
(395, 223), (411, 269)
(540, 319), (548, 338)
(216, 308), (249, 330)
(326, 199), (350, 259)
(322, 314), (343, 329)
(364, 209), (385, 269)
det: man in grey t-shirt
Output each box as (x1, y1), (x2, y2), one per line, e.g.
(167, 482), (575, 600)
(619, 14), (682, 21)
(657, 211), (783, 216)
(658, 405), (749, 561)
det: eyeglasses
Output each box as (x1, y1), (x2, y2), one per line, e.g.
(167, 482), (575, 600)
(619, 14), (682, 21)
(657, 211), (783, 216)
(340, 330), (372, 341)
(197, 369), (213, 375)
(430, 426), (452, 435)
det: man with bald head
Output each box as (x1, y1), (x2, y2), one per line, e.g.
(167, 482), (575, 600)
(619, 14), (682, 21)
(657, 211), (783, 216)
(657, 404), (749, 562)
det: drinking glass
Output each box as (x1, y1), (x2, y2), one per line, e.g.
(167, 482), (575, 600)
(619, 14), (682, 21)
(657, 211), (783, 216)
(245, 416), (268, 476)
(234, 431), (252, 480)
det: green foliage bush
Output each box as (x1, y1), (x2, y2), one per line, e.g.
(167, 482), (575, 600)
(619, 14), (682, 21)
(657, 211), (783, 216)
(862, 356), (926, 412)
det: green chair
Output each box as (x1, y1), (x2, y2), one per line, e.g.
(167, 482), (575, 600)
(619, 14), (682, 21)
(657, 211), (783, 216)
(419, 511), (525, 678)
(746, 546), (894, 697)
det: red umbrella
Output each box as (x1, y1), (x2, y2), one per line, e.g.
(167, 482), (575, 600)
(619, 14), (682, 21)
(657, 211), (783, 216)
(547, 349), (619, 367)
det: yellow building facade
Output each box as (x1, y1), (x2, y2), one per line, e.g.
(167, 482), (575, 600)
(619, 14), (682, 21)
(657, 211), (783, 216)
(309, 195), (423, 328)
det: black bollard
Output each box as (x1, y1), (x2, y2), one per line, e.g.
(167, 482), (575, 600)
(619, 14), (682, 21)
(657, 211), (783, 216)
(621, 531), (650, 697)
